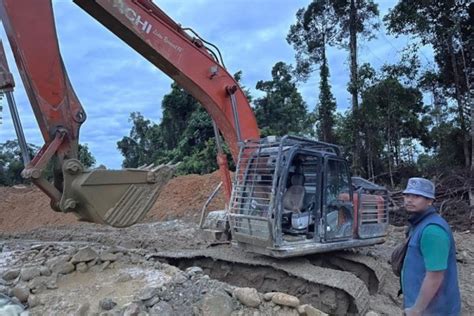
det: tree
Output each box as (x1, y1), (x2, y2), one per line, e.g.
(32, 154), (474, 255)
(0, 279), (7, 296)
(78, 144), (96, 168)
(117, 112), (161, 168)
(360, 77), (428, 186)
(384, 0), (472, 168)
(0, 140), (96, 185)
(288, 0), (379, 173)
(317, 54), (337, 142)
(254, 62), (314, 137)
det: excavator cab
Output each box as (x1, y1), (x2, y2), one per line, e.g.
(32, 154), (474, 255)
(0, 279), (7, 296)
(226, 135), (388, 258)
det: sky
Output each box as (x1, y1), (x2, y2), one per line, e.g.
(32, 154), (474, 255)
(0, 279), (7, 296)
(0, 0), (433, 169)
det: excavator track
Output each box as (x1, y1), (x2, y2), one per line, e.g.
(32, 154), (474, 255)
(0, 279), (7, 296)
(148, 245), (385, 315)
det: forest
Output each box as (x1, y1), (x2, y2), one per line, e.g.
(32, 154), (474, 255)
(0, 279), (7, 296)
(1, 0), (472, 211)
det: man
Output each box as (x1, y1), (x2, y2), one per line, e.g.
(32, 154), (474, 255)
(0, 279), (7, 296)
(402, 177), (461, 316)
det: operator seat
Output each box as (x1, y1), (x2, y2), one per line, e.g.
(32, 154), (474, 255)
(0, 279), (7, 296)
(283, 174), (306, 213)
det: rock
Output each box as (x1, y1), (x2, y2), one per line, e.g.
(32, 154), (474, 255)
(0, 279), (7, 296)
(87, 259), (97, 268)
(117, 272), (132, 283)
(122, 302), (144, 316)
(275, 306), (299, 316)
(27, 294), (42, 308)
(46, 255), (71, 268)
(138, 287), (159, 301)
(51, 261), (75, 275)
(71, 247), (98, 264)
(263, 292), (278, 301)
(0, 285), (9, 294)
(11, 286), (30, 303)
(162, 264), (181, 276)
(365, 311), (380, 316)
(28, 276), (57, 293)
(233, 287), (261, 308)
(99, 298), (117, 311)
(144, 295), (160, 308)
(172, 273), (188, 284)
(149, 301), (174, 316)
(100, 261), (111, 271)
(201, 293), (233, 316)
(185, 266), (203, 277)
(20, 266), (41, 282)
(100, 253), (118, 262)
(76, 262), (88, 273)
(271, 293), (300, 308)
(75, 302), (90, 316)
(39, 266), (51, 277)
(2, 268), (20, 281)
(304, 305), (329, 316)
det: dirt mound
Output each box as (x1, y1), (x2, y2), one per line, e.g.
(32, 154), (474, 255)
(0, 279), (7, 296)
(146, 171), (226, 222)
(0, 171), (225, 233)
(0, 186), (78, 233)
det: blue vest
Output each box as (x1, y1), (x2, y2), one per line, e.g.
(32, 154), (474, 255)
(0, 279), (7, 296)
(402, 207), (461, 315)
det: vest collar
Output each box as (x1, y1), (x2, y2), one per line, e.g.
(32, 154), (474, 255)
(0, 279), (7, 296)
(408, 206), (436, 229)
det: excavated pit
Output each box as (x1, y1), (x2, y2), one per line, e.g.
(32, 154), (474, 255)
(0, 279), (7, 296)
(158, 256), (355, 315)
(307, 253), (382, 295)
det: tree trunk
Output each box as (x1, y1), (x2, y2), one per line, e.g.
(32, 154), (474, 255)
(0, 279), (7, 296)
(447, 34), (470, 167)
(349, 0), (361, 175)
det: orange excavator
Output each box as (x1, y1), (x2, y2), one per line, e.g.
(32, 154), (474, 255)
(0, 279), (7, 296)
(0, 1), (389, 313)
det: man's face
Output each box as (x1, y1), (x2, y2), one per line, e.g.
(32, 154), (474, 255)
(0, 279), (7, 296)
(403, 194), (433, 212)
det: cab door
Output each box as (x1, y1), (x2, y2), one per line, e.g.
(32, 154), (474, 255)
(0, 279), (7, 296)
(323, 158), (354, 241)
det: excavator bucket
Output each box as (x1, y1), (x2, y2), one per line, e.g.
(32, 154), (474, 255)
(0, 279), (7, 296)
(58, 159), (177, 228)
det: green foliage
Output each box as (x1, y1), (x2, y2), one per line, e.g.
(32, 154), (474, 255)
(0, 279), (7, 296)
(316, 54), (337, 143)
(254, 62), (314, 137)
(78, 144), (96, 168)
(0, 141), (95, 186)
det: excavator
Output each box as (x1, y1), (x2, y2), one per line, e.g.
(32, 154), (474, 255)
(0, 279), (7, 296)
(0, 1), (389, 314)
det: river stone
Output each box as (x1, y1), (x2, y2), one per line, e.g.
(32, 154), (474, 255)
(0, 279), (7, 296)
(117, 272), (132, 283)
(27, 294), (42, 308)
(275, 306), (299, 316)
(2, 268), (20, 281)
(71, 247), (98, 263)
(76, 262), (88, 273)
(39, 266), (51, 276)
(144, 295), (160, 307)
(0, 285), (8, 294)
(185, 266), (203, 277)
(271, 293), (300, 308)
(233, 287), (261, 308)
(46, 254), (71, 266)
(75, 302), (90, 316)
(201, 293), (233, 316)
(28, 275), (57, 293)
(263, 292), (278, 301)
(138, 287), (159, 301)
(149, 301), (173, 316)
(304, 304), (329, 316)
(11, 286), (29, 303)
(20, 266), (41, 282)
(99, 298), (117, 311)
(52, 261), (75, 275)
(100, 253), (118, 262)
(122, 302), (144, 316)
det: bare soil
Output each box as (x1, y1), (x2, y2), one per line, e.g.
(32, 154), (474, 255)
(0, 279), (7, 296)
(0, 172), (472, 315)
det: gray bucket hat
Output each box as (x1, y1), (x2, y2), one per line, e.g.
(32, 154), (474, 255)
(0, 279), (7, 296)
(403, 177), (435, 199)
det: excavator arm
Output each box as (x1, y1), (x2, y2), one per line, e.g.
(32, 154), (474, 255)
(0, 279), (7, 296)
(0, 0), (259, 226)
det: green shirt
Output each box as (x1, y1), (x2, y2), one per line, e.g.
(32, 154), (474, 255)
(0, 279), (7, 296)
(420, 224), (450, 271)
